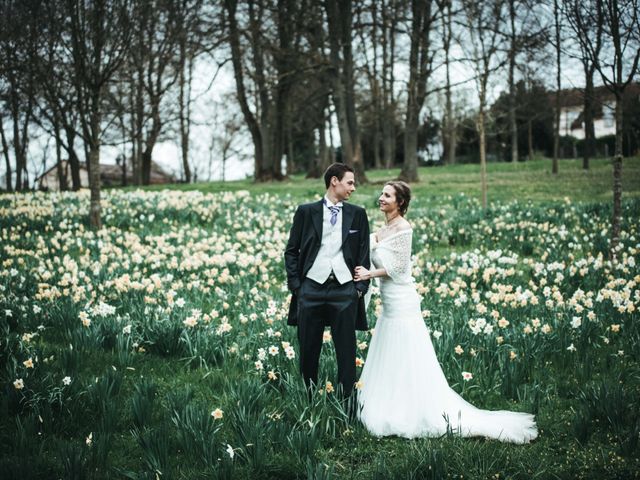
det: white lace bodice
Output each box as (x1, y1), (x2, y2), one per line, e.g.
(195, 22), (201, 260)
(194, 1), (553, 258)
(371, 229), (413, 284)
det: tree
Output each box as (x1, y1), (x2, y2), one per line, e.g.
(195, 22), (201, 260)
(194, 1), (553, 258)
(32, 1), (85, 190)
(326, 0), (366, 181)
(128, 0), (184, 185)
(381, 0), (401, 168)
(551, 0), (563, 174)
(505, 0), (545, 163)
(566, 0), (602, 171)
(176, 0), (212, 184)
(224, 0), (305, 181)
(0, 1), (39, 191)
(441, 0), (457, 165)
(399, 0), (441, 182)
(571, 0), (640, 256)
(66, 0), (131, 228)
(461, 0), (507, 209)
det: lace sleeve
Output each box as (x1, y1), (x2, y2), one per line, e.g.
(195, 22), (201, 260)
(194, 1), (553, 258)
(380, 230), (412, 281)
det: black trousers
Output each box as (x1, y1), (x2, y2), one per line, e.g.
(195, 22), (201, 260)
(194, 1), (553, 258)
(297, 276), (358, 398)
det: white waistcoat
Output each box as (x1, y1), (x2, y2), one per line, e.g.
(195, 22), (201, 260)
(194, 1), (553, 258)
(306, 199), (352, 284)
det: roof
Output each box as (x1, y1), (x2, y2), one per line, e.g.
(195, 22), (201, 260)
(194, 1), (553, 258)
(35, 160), (176, 184)
(556, 82), (640, 108)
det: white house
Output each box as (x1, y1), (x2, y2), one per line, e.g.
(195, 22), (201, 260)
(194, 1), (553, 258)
(556, 85), (631, 140)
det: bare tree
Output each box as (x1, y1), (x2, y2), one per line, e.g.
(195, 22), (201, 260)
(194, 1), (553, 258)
(0, 1), (39, 191)
(224, 0), (305, 181)
(66, 0), (131, 228)
(128, 0), (183, 185)
(461, 0), (507, 209)
(441, 0), (457, 165)
(551, 0), (562, 174)
(399, 0), (442, 182)
(571, 0), (640, 256)
(326, 0), (366, 181)
(176, 0), (210, 184)
(32, 1), (85, 190)
(381, 0), (401, 168)
(566, 0), (602, 171)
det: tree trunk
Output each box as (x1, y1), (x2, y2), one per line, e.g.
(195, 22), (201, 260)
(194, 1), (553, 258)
(442, 0), (456, 165)
(508, 0), (518, 163)
(610, 92), (623, 256)
(552, 0), (560, 175)
(225, 0), (264, 181)
(63, 125), (82, 190)
(326, 0), (366, 181)
(381, 0), (396, 169)
(53, 112), (67, 191)
(582, 65), (595, 170)
(0, 115), (11, 192)
(400, 0), (433, 182)
(402, 108), (419, 181)
(88, 101), (102, 229)
(11, 101), (24, 192)
(373, 113), (381, 168)
(478, 109), (488, 209)
(133, 67), (145, 185)
(527, 119), (533, 160)
(178, 34), (192, 183)
(142, 103), (162, 185)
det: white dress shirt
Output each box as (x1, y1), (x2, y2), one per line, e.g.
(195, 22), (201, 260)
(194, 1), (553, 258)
(306, 196), (352, 284)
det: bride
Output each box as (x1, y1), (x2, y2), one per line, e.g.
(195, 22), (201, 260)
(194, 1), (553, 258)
(353, 181), (538, 443)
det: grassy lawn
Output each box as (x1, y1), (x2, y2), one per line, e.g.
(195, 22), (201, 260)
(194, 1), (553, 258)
(136, 156), (640, 205)
(1, 156), (639, 479)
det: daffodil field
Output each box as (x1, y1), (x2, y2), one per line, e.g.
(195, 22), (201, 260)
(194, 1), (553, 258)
(1, 162), (640, 479)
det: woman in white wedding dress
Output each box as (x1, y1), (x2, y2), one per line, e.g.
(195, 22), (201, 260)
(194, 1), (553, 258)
(353, 181), (538, 444)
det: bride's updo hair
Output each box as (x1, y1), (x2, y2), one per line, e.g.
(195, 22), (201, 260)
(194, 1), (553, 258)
(385, 180), (411, 216)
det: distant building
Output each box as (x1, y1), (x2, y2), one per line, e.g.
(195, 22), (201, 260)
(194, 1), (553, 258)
(557, 83), (639, 139)
(35, 160), (176, 191)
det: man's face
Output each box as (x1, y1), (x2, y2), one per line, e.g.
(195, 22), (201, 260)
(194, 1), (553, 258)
(332, 172), (356, 202)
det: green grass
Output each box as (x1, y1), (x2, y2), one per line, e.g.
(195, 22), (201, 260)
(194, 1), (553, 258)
(1, 156), (639, 479)
(135, 156), (640, 205)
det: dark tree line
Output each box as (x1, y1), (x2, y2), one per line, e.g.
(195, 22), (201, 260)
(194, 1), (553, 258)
(1, 0), (638, 253)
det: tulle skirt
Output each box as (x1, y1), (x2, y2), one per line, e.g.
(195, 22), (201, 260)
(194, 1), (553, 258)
(357, 280), (538, 444)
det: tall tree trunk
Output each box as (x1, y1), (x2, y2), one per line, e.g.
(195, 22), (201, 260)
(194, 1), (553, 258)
(610, 92), (623, 255)
(53, 111), (67, 191)
(133, 67), (144, 185)
(381, 0), (396, 168)
(142, 103), (162, 185)
(442, 0), (455, 165)
(178, 34), (192, 183)
(552, 0), (560, 175)
(582, 64), (595, 170)
(11, 99), (24, 192)
(401, 0), (433, 182)
(527, 119), (533, 160)
(225, 0), (264, 181)
(0, 116), (11, 192)
(508, 0), (518, 162)
(388, 1), (397, 168)
(88, 96), (102, 229)
(326, 0), (366, 181)
(63, 125), (82, 190)
(478, 108), (488, 209)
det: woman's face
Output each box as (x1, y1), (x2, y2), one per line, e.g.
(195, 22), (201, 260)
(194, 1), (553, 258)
(378, 185), (399, 214)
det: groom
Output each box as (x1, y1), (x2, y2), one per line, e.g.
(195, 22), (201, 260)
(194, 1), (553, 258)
(284, 163), (370, 399)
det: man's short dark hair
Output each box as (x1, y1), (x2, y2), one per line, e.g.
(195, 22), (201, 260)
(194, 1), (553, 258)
(324, 163), (355, 189)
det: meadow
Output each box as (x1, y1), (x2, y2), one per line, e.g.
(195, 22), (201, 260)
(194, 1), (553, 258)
(1, 157), (639, 479)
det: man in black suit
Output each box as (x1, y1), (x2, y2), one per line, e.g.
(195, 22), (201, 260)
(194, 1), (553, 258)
(284, 163), (370, 399)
